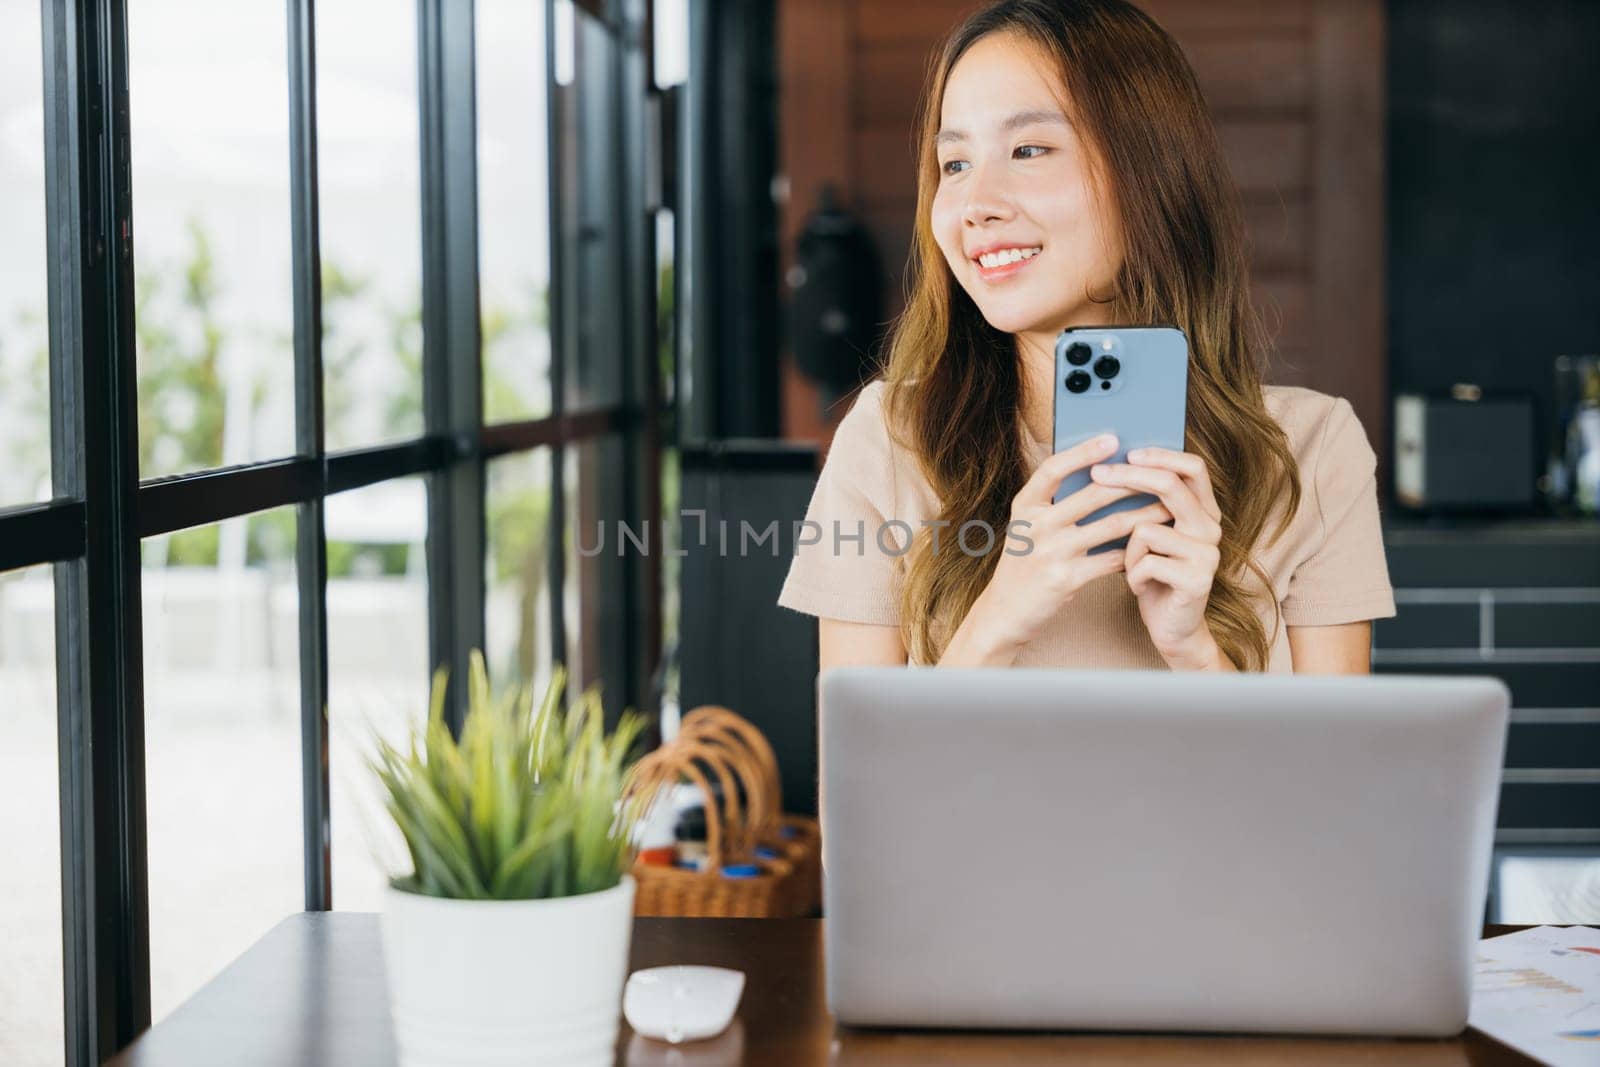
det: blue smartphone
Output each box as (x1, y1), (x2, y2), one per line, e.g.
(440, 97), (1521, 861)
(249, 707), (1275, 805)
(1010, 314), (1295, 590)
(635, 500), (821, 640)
(1051, 325), (1189, 553)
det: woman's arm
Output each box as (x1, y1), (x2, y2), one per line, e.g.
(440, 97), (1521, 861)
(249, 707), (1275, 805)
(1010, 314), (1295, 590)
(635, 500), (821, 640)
(816, 619), (905, 836)
(819, 618), (906, 671)
(1287, 621), (1372, 674)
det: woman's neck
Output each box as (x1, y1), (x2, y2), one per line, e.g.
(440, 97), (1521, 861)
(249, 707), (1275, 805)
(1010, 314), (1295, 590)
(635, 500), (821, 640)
(1014, 330), (1058, 447)
(1013, 307), (1119, 448)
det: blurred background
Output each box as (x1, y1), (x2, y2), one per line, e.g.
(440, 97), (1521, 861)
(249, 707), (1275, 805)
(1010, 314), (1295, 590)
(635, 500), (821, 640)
(1, 1), (1597, 1063)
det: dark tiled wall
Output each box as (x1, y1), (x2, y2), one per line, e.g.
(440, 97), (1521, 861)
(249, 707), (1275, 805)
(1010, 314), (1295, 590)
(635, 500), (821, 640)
(1389, 0), (1600, 432)
(1376, 520), (1600, 841)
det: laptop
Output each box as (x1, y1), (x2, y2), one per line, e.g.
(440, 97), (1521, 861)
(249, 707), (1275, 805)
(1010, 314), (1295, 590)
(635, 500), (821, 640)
(819, 667), (1510, 1037)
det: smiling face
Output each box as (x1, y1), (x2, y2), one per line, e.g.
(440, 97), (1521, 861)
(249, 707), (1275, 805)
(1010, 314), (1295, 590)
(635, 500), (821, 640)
(930, 31), (1123, 345)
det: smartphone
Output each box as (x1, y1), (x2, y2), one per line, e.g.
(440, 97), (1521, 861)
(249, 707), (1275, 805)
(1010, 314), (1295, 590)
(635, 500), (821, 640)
(1051, 325), (1189, 553)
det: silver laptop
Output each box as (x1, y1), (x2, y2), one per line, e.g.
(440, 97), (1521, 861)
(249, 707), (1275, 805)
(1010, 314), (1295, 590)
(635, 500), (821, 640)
(819, 667), (1509, 1037)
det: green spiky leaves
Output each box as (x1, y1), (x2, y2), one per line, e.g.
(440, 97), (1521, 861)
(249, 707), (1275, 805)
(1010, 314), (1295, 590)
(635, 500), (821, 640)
(369, 651), (658, 900)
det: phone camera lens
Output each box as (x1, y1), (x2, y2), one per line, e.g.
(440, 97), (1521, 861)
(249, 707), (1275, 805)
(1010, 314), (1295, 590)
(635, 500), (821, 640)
(1065, 370), (1091, 394)
(1093, 355), (1120, 379)
(1065, 342), (1092, 366)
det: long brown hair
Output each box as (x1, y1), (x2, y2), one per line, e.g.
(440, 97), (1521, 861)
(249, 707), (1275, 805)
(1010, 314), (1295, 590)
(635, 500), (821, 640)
(880, 0), (1301, 669)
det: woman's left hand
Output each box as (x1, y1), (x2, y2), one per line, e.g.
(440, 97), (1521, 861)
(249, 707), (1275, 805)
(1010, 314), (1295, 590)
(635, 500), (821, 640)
(1089, 447), (1228, 670)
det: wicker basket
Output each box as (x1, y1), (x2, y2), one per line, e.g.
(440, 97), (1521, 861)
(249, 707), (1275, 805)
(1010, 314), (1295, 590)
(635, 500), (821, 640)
(678, 706), (822, 917)
(622, 731), (796, 917)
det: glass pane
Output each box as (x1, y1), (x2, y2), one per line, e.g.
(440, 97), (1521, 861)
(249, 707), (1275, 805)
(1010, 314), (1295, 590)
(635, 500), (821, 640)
(316, 0), (424, 451)
(562, 435), (627, 702)
(655, 205), (679, 660)
(653, 0), (689, 90)
(660, 445), (680, 660)
(143, 509), (301, 1024)
(130, 1), (295, 478)
(556, 10), (625, 411)
(325, 477), (428, 912)
(0, 565), (62, 1065)
(486, 448), (554, 692)
(478, 0), (554, 423)
(656, 207), (677, 413)
(0, 3), (52, 506)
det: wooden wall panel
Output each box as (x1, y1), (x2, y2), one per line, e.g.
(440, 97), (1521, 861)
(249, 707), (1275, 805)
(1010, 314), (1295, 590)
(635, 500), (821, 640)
(854, 127), (921, 208)
(855, 0), (1314, 41)
(1139, 0), (1310, 33)
(1253, 276), (1313, 353)
(860, 211), (916, 296)
(777, 0), (853, 438)
(1311, 0), (1387, 483)
(1266, 348), (1317, 389)
(856, 46), (936, 128)
(856, 9), (1313, 120)
(1185, 36), (1311, 113)
(778, 0), (1385, 475)
(1242, 196), (1310, 274)
(1216, 120), (1311, 193)
(855, 0), (981, 47)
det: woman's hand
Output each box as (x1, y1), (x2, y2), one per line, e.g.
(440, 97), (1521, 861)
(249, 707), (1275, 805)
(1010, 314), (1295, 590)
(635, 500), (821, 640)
(1088, 446), (1228, 670)
(952, 434), (1171, 662)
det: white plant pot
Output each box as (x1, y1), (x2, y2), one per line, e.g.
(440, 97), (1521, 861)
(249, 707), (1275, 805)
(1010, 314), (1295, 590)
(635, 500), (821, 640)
(381, 874), (636, 1067)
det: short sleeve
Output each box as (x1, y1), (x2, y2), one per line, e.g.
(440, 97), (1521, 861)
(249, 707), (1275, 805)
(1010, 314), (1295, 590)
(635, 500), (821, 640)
(776, 384), (905, 625)
(1280, 397), (1397, 627)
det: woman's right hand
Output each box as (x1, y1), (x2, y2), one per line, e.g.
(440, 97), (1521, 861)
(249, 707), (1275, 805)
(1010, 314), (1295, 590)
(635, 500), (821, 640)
(967, 434), (1173, 655)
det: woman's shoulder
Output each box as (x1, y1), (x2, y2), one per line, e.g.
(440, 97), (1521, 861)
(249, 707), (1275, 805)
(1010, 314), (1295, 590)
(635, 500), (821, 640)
(820, 377), (934, 513)
(1260, 384), (1377, 469)
(1258, 385), (1384, 570)
(829, 377), (916, 458)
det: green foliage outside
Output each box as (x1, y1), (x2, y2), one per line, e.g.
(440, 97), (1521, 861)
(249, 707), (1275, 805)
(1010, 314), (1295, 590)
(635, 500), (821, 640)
(488, 469), (550, 686)
(657, 260), (680, 659)
(0, 306), (50, 501)
(128, 216), (553, 584)
(136, 218), (228, 479)
(6, 219), (684, 700)
(482, 286), (549, 425)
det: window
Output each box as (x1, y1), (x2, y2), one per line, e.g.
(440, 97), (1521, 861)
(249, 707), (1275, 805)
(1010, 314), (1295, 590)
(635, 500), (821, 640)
(0, 0), (51, 506)
(486, 448), (554, 691)
(142, 513), (302, 1023)
(128, 0), (297, 477)
(1, 1), (662, 1062)
(316, 0), (425, 451)
(556, 5), (626, 412)
(478, 0), (555, 423)
(326, 476), (431, 913)
(563, 434), (631, 702)
(0, 566), (61, 1066)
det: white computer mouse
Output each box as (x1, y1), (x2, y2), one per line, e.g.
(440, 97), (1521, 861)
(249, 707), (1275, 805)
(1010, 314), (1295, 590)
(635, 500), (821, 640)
(623, 965), (745, 1044)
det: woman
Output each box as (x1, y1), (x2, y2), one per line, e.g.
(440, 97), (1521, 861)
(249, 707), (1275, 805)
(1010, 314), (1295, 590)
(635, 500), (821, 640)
(777, 0), (1395, 675)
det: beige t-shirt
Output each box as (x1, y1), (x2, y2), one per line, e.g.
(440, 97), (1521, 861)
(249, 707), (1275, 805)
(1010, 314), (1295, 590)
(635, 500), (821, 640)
(776, 379), (1396, 670)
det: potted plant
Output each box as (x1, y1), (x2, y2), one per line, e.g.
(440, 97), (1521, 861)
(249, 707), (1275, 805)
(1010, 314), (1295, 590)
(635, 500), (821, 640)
(369, 651), (661, 1067)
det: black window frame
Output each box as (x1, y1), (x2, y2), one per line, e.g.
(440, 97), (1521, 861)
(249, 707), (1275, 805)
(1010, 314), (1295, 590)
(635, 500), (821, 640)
(7, 0), (664, 1062)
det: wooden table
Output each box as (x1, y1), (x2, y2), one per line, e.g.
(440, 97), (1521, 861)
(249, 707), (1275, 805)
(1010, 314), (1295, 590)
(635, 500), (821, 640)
(107, 915), (1558, 1065)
